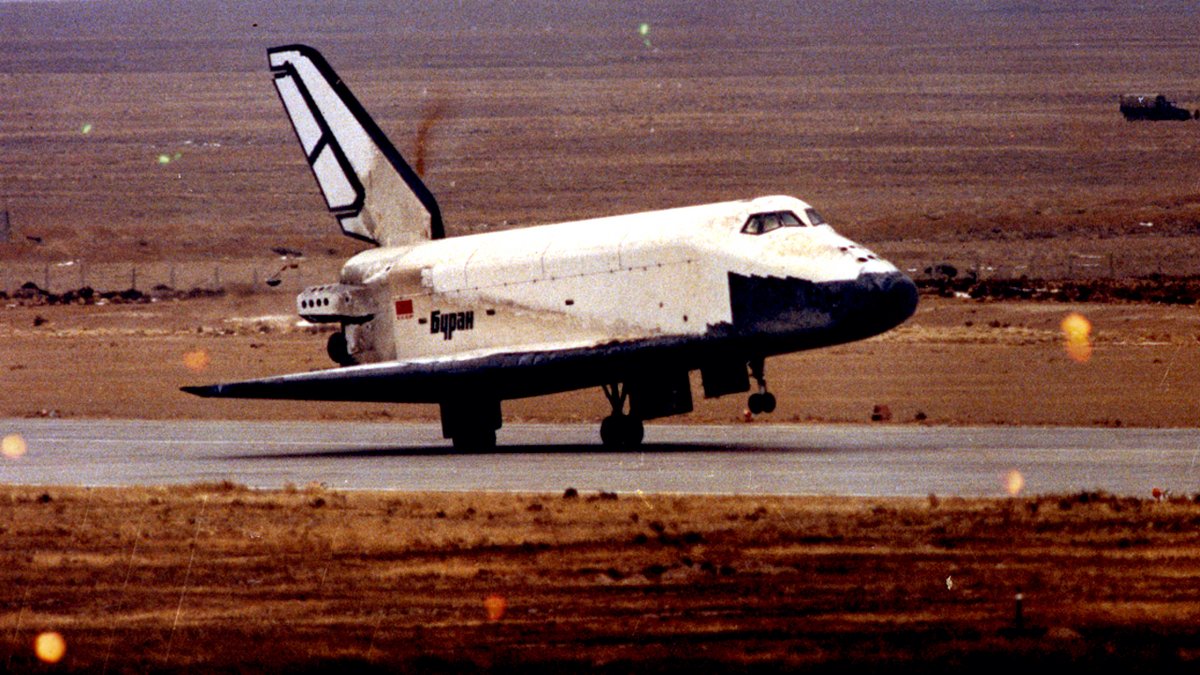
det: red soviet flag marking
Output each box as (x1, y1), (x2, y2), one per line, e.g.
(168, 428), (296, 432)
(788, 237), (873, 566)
(395, 298), (413, 318)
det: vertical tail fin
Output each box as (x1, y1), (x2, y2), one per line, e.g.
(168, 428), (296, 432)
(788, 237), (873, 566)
(267, 44), (444, 246)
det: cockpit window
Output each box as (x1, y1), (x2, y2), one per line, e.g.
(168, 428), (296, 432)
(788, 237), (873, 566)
(804, 208), (827, 226)
(741, 210), (806, 235)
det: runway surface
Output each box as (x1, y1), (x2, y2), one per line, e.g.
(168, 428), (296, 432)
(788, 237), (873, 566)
(2, 419), (1199, 496)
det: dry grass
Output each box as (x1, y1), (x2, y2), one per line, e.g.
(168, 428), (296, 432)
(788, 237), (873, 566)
(3, 485), (1200, 671)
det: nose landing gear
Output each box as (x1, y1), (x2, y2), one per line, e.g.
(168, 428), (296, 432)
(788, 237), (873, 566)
(600, 383), (645, 448)
(747, 357), (776, 415)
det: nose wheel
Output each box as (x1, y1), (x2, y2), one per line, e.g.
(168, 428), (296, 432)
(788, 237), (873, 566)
(600, 383), (644, 448)
(747, 358), (777, 414)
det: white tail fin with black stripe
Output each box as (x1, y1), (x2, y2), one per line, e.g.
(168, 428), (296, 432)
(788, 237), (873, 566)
(268, 44), (444, 246)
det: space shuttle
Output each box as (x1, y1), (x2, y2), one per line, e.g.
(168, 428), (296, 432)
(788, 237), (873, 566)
(182, 44), (918, 449)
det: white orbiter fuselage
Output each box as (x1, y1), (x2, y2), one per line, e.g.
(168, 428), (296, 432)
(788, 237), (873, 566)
(183, 45), (918, 449)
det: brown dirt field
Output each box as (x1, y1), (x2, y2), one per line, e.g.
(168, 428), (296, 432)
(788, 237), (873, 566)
(3, 485), (1200, 672)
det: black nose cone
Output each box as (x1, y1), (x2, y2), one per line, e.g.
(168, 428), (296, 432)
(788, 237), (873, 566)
(880, 271), (919, 325)
(857, 271), (919, 337)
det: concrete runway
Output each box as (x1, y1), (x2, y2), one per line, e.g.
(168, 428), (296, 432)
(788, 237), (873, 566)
(2, 418), (1199, 497)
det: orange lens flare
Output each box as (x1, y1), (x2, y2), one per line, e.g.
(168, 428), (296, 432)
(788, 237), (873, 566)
(2, 434), (27, 460)
(1061, 312), (1093, 363)
(182, 349), (211, 373)
(484, 594), (507, 622)
(35, 632), (66, 664)
(1006, 469), (1025, 496)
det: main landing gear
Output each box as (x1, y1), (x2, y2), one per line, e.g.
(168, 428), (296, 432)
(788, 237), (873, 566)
(440, 398), (501, 452)
(452, 429), (496, 452)
(600, 383), (644, 449)
(747, 357), (776, 415)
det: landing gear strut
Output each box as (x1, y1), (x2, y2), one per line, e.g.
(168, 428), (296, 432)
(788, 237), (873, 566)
(747, 357), (777, 415)
(600, 383), (644, 448)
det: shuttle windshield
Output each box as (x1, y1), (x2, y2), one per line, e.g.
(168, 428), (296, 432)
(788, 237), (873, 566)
(741, 210), (806, 235)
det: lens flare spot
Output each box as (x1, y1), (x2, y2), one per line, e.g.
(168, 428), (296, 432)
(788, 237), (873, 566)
(35, 632), (66, 664)
(637, 22), (652, 47)
(1006, 469), (1025, 496)
(1061, 312), (1093, 363)
(484, 594), (506, 622)
(157, 154), (172, 165)
(182, 349), (211, 373)
(2, 434), (27, 460)
(81, 123), (93, 134)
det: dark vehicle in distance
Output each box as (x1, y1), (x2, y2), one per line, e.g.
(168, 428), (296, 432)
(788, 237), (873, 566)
(1119, 94), (1196, 121)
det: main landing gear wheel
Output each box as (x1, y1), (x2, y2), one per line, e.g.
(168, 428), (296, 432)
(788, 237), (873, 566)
(600, 382), (645, 449)
(747, 357), (777, 415)
(451, 430), (497, 452)
(600, 414), (644, 449)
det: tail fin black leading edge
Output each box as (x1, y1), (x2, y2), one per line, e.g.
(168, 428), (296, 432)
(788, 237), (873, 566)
(267, 44), (444, 246)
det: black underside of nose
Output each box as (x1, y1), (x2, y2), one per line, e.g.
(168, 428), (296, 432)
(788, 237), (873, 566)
(728, 271), (918, 347)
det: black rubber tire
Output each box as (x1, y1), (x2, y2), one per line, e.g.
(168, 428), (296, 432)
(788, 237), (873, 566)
(748, 393), (764, 415)
(761, 392), (777, 414)
(600, 415), (623, 448)
(326, 331), (353, 366)
(452, 430), (496, 451)
(622, 416), (645, 447)
(600, 415), (644, 448)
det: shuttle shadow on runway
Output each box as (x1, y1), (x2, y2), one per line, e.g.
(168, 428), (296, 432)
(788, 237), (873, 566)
(217, 442), (823, 460)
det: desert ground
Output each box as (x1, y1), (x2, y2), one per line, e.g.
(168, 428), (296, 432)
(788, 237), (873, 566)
(3, 0), (1200, 670)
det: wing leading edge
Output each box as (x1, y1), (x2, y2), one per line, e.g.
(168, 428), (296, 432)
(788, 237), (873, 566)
(181, 335), (716, 405)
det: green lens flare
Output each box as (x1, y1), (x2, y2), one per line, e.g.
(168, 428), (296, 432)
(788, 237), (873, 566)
(638, 22), (652, 48)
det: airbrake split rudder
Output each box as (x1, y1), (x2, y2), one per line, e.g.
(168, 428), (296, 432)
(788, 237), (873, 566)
(267, 44), (444, 246)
